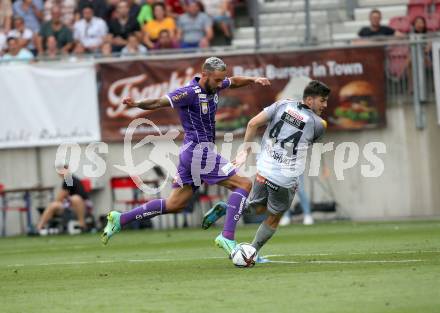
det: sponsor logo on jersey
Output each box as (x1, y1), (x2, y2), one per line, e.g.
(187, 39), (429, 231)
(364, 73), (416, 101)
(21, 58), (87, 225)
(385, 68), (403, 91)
(198, 93), (207, 99)
(281, 111), (306, 130)
(172, 91), (188, 102)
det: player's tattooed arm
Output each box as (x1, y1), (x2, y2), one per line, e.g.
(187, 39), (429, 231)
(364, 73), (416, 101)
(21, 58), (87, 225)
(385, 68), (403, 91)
(229, 76), (271, 88)
(122, 96), (171, 110)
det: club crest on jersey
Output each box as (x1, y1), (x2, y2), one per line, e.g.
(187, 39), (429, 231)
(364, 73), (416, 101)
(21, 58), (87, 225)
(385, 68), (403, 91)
(201, 102), (208, 114)
(214, 94), (219, 104)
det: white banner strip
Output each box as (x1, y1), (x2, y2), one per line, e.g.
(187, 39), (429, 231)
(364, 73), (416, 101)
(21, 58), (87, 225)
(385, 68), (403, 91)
(0, 63), (101, 149)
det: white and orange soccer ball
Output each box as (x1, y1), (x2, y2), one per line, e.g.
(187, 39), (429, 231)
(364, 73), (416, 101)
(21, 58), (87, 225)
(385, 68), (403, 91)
(230, 243), (257, 268)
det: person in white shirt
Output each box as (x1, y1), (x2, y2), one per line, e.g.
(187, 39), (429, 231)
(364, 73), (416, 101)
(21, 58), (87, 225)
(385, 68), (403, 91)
(73, 5), (108, 54)
(8, 16), (34, 51)
(2, 36), (34, 62)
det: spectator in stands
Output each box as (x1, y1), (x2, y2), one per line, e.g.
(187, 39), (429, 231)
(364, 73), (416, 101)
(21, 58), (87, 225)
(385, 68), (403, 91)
(38, 5), (73, 56)
(77, 0), (108, 20)
(1, 36), (34, 61)
(43, 0), (76, 28)
(121, 33), (147, 56)
(177, 0), (213, 48)
(42, 35), (59, 59)
(0, 0), (13, 33)
(412, 16), (432, 66)
(100, 41), (113, 57)
(200, 0), (232, 43)
(8, 16), (35, 52)
(142, 2), (176, 49)
(73, 5), (108, 54)
(137, 0), (156, 27)
(413, 16), (427, 34)
(358, 9), (398, 39)
(108, 0), (140, 52)
(12, 0), (44, 34)
(153, 28), (179, 49)
(36, 164), (89, 233)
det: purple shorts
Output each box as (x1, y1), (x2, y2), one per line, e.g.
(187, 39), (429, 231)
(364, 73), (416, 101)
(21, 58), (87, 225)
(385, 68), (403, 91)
(172, 143), (236, 190)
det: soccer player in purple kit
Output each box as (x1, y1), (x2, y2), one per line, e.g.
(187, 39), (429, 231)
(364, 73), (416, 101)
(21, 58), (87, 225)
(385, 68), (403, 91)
(101, 57), (270, 256)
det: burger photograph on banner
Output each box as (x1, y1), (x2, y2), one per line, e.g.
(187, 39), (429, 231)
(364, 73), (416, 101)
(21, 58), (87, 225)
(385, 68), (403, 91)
(330, 80), (380, 129)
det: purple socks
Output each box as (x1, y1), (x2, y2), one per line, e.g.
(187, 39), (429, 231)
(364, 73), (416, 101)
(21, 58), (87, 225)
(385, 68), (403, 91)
(120, 199), (167, 226)
(222, 188), (249, 240)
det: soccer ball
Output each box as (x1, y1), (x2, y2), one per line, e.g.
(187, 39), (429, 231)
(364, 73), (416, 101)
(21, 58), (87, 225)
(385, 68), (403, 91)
(231, 243), (257, 268)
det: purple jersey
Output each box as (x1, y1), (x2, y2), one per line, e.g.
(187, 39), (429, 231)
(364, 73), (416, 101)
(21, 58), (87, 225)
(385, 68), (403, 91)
(166, 76), (231, 144)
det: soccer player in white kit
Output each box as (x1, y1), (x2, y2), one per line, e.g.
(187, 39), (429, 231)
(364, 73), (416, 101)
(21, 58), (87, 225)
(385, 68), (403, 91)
(202, 80), (330, 262)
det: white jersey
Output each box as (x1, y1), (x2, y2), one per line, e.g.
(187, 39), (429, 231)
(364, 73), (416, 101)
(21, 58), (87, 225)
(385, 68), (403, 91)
(256, 99), (326, 188)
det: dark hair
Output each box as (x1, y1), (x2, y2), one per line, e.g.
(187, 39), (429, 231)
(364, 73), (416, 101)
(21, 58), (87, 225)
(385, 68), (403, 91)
(370, 9), (381, 17)
(6, 36), (17, 44)
(152, 3), (166, 19)
(303, 80), (331, 99)
(82, 4), (94, 11)
(413, 16), (427, 34)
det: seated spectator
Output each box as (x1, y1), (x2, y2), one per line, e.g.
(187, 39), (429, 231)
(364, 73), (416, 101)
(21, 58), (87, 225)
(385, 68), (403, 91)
(142, 2), (176, 49)
(36, 164), (89, 233)
(358, 9), (404, 39)
(73, 5), (108, 54)
(137, 0), (156, 27)
(200, 0), (232, 41)
(0, 0), (13, 33)
(108, 0), (140, 52)
(8, 16), (34, 52)
(100, 41), (113, 57)
(43, 0), (76, 28)
(1, 36), (34, 62)
(153, 28), (179, 49)
(121, 33), (147, 56)
(41, 35), (59, 59)
(77, 0), (108, 20)
(38, 5), (73, 56)
(12, 0), (44, 34)
(177, 0), (213, 48)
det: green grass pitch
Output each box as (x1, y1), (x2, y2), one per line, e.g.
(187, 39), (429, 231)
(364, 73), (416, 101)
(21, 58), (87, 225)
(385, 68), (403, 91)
(1, 220), (439, 313)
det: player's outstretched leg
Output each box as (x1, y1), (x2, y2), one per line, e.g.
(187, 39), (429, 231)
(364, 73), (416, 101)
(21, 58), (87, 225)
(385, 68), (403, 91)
(101, 199), (166, 245)
(202, 201), (227, 229)
(101, 186), (193, 245)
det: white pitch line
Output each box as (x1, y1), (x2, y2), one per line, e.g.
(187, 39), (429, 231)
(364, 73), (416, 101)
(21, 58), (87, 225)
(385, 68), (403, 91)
(268, 259), (423, 265)
(4, 256), (425, 268)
